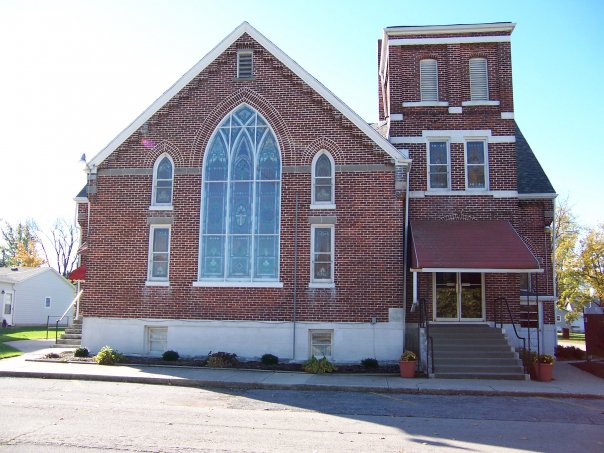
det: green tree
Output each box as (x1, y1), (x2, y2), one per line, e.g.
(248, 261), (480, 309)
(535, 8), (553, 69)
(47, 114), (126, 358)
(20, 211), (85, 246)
(578, 223), (604, 303)
(555, 199), (590, 322)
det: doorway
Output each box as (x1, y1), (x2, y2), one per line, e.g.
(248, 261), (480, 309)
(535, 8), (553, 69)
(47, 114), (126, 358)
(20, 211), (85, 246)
(2, 292), (14, 326)
(433, 272), (484, 321)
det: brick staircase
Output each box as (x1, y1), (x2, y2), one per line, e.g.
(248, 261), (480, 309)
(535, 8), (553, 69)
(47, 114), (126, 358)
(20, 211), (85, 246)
(430, 324), (527, 380)
(53, 318), (82, 348)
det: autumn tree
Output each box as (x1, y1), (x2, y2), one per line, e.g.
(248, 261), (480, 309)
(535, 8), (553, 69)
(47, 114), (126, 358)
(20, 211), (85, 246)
(15, 240), (46, 267)
(0, 220), (40, 267)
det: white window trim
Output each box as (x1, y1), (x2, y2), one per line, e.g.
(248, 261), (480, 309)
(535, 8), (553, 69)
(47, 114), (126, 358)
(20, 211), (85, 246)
(310, 150), (336, 209)
(236, 50), (253, 79)
(403, 101), (449, 108)
(147, 224), (171, 284)
(44, 296), (51, 309)
(464, 139), (489, 191)
(151, 153), (174, 208)
(462, 100), (500, 107)
(426, 140), (451, 191)
(193, 281), (283, 288)
(308, 329), (334, 360)
(310, 224), (335, 287)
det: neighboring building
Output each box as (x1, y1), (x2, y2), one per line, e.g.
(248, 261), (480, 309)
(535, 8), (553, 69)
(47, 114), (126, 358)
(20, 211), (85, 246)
(555, 304), (584, 333)
(0, 267), (75, 326)
(74, 22), (556, 372)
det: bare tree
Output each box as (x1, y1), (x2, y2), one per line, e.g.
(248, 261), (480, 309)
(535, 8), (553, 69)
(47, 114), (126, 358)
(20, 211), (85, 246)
(38, 219), (79, 277)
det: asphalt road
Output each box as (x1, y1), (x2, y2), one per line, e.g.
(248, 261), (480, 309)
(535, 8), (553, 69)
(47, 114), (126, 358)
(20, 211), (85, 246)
(0, 377), (603, 452)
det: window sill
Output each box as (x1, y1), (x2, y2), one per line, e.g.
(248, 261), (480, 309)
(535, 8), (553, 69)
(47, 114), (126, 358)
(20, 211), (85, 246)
(146, 281), (170, 287)
(149, 205), (173, 211)
(403, 101), (449, 107)
(461, 100), (500, 107)
(308, 282), (335, 289)
(193, 281), (284, 288)
(310, 203), (336, 210)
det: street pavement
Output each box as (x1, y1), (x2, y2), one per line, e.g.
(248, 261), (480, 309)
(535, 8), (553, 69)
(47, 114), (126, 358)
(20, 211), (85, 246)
(0, 339), (603, 398)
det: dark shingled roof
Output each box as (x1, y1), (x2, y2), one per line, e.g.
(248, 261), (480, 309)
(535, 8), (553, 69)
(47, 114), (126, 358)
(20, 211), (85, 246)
(516, 123), (555, 195)
(75, 186), (87, 198)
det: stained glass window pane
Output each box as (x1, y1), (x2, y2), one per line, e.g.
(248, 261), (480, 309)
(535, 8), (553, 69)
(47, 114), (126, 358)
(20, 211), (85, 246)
(314, 228), (331, 253)
(429, 142), (447, 164)
(257, 135), (280, 180)
(203, 182), (227, 234)
(234, 105), (254, 124)
(230, 182), (252, 234)
(256, 182), (279, 234)
(254, 236), (278, 278)
(231, 138), (253, 181)
(205, 136), (228, 181)
(315, 154), (331, 177)
(201, 236), (224, 278)
(153, 228), (169, 253)
(467, 142), (485, 164)
(228, 236), (251, 278)
(467, 166), (485, 188)
(157, 157), (172, 179)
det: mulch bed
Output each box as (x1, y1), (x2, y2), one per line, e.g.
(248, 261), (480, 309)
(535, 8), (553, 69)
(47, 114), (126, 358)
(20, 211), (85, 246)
(41, 351), (399, 374)
(571, 360), (604, 379)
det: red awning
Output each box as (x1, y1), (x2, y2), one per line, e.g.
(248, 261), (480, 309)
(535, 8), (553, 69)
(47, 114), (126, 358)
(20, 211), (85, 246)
(69, 264), (87, 281)
(410, 220), (541, 273)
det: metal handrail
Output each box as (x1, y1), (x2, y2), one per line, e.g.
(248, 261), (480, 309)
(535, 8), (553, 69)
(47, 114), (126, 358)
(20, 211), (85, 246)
(55, 290), (83, 343)
(495, 296), (527, 370)
(418, 297), (435, 374)
(46, 316), (70, 339)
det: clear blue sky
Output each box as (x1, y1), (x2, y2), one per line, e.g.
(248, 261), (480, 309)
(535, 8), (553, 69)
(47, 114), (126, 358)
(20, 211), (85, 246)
(1, 0), (602, 230)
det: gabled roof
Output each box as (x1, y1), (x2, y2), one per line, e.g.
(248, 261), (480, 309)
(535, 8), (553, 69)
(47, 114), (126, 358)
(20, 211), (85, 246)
(0, 267), (75, 291)
(87, 22), (409, 171)
(515, 123), (556, 197)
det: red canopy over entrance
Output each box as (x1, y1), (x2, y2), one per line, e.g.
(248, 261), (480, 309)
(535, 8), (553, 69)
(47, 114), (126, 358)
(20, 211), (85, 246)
(409, 220), (541, 273)
(69, 264), (87, 281)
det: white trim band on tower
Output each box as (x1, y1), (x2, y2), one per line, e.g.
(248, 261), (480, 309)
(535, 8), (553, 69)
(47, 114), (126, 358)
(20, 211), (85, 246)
(389, 36), (511, 46)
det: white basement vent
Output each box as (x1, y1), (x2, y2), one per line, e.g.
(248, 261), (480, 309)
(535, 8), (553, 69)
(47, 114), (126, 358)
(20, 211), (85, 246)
(237, 51), (253, 79)
(146, 326), (167, 355)
(420, 59), (438, 102)
(469, 58), (489, 101)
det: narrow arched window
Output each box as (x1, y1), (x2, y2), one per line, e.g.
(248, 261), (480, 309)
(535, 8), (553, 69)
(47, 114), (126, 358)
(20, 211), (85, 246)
(199, 105), (281, 282)
(152, 155), (174, 207)
(311, 151), (335, 208)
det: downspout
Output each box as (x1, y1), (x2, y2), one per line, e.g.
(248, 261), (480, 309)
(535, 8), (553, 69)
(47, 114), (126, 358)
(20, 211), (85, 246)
(402, 164), (411, 348)
(292, 193), (299, 361)
(552, 197), (558, 347)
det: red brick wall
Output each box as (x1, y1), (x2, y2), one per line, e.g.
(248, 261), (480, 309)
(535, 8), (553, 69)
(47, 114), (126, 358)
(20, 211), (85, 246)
(79, 34), (406, 323)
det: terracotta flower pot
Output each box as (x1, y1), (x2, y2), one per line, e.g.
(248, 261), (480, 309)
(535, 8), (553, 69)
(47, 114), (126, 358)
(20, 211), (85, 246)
(399, 360), (416, 378)
(536, 363), (553, 382)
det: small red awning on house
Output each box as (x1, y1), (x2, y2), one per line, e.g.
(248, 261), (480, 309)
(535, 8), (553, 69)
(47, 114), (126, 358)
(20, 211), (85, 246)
(69, 264), (87, 281)
(409, 220), (542, 273)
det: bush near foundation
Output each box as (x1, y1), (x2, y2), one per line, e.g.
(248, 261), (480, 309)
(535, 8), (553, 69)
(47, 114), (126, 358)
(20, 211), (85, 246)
(361, 358), (379, 369)
(207, 351), (238, 368)
(162, 350), (179, 361)
(261, 353), (279, 365)
(74, 347), (89, 357)
(95, 346), (124, 365)
(303, 356), (336, 374)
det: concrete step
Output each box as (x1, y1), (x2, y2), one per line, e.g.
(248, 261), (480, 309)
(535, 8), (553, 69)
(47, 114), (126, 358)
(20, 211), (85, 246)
(64, 328), (82, 335)
(436, 364), (524, 374)
(430, 331), (507, 339)
(60, 333), (82, 340)
(435, 345), (513, 353)
(433, 351), (518, 359)
(54, 338), (81, 347)
(432, 372), (528, 380)
(435, 357), (523, 367)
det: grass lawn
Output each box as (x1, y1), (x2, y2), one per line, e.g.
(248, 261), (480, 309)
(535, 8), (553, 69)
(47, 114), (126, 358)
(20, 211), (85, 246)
(0, 326), (65, 359)
(557, 332), (585, 342)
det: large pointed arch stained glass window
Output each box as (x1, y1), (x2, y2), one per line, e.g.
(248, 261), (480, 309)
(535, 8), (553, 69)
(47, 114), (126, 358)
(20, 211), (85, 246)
(200, 105), (281, 281)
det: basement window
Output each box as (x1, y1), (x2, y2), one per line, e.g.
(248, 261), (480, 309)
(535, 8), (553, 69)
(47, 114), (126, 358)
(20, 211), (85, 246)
(146, 327), (167, 355)
(237, 51), (253, 79)
(309, 330), (333, 359)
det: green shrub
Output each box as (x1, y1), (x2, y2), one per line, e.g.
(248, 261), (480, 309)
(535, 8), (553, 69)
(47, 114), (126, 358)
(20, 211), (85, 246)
(261, 353), (279, 365)
(361, 358), (379, 369)
(519, 348), (537, 367)
(555, 345), (585, 360)
(94, 346), (124, 366)
(162, 350), (179, 361)
(74, 347), (89, 358)
(207, 351), (238, 368)
(303, 356), (336, 374)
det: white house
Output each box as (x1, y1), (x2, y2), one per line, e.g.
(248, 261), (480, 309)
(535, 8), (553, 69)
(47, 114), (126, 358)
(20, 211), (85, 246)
(0, 267), (75, 326)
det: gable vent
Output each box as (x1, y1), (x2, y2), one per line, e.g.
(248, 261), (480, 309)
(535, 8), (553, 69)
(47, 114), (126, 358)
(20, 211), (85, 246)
(237, 51), (253, 79)
(419, 59), (438, 102)
(469, 58), (489, 101)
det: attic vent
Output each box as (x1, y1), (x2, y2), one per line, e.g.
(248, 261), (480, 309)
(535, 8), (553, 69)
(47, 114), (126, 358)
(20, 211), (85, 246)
(420, 59), (438, 102)
(237, 51), (253, 79)
(469, 58), (489, 101)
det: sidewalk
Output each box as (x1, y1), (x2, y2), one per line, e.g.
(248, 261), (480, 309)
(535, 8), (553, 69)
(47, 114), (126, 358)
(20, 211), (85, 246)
(1, 339), (602, 398)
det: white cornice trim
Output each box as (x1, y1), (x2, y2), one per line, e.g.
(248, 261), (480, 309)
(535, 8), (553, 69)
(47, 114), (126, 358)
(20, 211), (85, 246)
(462, 100), (500, 107)
(74, 196), (88, 202)
(385, 23), (516, 36)
(390, 130), (515, 144)
(409, 190), (518, 198)
(412, 267), (542, 273)
(518, 193), (558, 200)
(389, 35), (511, 46)
(88, 22), (409, 170)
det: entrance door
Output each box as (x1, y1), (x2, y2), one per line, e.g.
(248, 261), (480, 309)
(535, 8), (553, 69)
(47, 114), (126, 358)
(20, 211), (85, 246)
(2, 293), (13, 326)
(434, 272), (484, 321)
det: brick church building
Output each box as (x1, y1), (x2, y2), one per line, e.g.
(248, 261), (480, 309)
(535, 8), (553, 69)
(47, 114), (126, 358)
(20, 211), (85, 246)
(73, 22), (556, 378)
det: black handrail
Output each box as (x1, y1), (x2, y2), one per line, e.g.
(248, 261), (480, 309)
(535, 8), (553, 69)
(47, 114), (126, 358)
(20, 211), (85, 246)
(46, 316), (69, 340)
(495, 296), (527, 370)
(418, 297), (435, 374)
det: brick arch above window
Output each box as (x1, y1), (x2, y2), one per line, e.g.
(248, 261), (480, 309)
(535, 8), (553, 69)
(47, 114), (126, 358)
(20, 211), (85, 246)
(143, 141), (186, 169)
(438, 213), (479, 222)
(190, 87), (293, 167)
(301, 138), (344, 166)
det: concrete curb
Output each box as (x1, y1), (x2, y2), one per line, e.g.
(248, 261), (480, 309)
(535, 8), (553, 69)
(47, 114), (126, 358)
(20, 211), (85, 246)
(1, 370), (603, 399)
